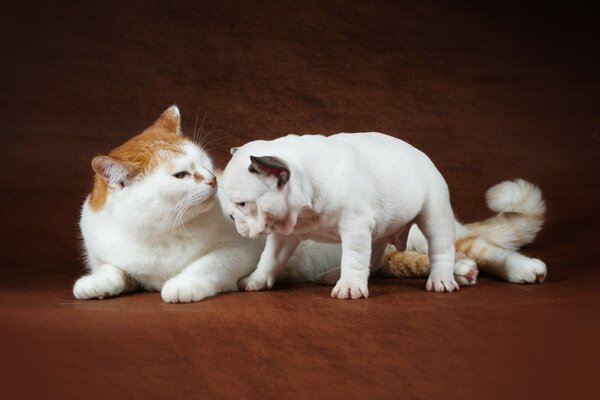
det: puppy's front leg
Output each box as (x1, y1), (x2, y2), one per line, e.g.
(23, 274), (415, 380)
(331, 221), (372, 299)
(239, 233), (300, 291)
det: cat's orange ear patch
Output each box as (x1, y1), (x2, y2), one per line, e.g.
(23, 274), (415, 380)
(153, 105), (181, 134)
(92, 155), (135, 186)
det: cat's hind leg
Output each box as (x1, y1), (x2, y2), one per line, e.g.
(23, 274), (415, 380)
(457, 237), (546, 283)
(379, 250), (477, 286)
(453, 252), (478, 286)
(73, 263), (135, 299)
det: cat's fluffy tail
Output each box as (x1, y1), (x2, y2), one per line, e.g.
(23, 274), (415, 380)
(464, 179), (545, 251)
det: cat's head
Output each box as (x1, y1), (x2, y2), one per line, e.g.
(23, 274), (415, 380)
(88, 106), (217, 227)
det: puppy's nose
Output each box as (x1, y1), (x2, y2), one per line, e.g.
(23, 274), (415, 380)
(229, 214), (235, 221)
(206, 177), (216, 187)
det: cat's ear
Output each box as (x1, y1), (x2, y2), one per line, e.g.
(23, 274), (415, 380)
(249, 155), (290, 188)
(230, 147), (238, 155)
(153, 105), (181, 134)
(92, 156), (134, 187)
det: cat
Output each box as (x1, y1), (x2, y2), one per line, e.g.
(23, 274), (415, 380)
(74, 106), (347, 302)
(74, 106), (543, 303)
(379, 179), (547, 284)
(223, 133), (459, 299)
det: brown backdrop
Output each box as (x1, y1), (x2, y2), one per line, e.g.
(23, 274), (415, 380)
(1, 1), (598, 399)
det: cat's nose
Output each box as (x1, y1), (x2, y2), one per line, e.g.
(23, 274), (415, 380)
(206, 177), (216, 187)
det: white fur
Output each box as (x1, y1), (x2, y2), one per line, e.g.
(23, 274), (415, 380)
(223, 132), (458, 298)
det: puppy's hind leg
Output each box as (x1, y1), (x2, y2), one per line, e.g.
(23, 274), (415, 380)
(418, 195), (459, 293)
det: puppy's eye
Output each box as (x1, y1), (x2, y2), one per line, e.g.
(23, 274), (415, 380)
(173, 171), (190, 179)
(235, 202), (246, 207)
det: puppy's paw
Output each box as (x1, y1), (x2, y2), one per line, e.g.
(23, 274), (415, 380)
(238, 272), (275, 292)
(426, 271), (459, 292)
(331, 278), (369, 300)
(73, 273), (124, 300)
(161, 277), (209, 303)
(454, 258), (478, 286)
(507, 258), (547, 284)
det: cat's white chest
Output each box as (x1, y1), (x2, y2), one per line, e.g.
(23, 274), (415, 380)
(81, 205), (210, 290)
(129, 238), (202, 282)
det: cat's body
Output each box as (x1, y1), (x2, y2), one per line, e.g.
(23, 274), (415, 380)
(74, 106), (546, 303)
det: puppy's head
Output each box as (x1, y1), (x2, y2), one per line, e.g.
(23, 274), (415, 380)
(223, 146), (295, 238)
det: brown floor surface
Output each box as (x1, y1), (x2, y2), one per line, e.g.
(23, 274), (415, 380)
(1, 1), (599, 399)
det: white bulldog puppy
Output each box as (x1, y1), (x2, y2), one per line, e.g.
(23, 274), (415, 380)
(223, 132), (458, 299)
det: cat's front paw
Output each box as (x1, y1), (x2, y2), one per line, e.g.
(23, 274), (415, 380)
(426, 271), (459, 292)
(507, 258), (547, 284)
(331, 278), (369, 299)
(73, 273), (124, 300)
(454, 258), (478, 286)
(238, 272), (275, 292)
(161, 277), (210, 303)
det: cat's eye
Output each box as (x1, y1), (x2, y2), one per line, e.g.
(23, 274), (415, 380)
(173, 171), (190, 179)
(236, 202), (246, 207)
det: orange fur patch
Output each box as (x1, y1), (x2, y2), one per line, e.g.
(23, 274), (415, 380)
(89, 110), (185, 211)
(193, 172), (205, 182)
(379, 250), (430, 278)
(454, 235), (477, 251)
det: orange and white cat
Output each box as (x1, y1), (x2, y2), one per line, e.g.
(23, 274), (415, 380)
(74, 106), (545, 303)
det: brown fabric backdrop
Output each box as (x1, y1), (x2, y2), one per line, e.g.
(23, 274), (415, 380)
(1, 1), (598, 399)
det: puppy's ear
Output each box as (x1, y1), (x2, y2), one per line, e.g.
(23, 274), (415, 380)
(249, 156), (290, 188)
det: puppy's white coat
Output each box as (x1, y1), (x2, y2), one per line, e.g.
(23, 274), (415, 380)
(223, 132), (458, 298)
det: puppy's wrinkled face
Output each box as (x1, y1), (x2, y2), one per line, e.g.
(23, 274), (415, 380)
(223, 150), (291, 238)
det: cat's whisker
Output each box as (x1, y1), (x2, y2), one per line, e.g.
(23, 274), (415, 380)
(197, 113), (208, 144)
(167, 191), (200, 236)
(197, 124), (220, 148)
(192, 105), (202, 144)
(169, 200), (187, 234)
(198, 134), (224, 151)
(192, 112), (208, 146)
(153, 200), (186, 242)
